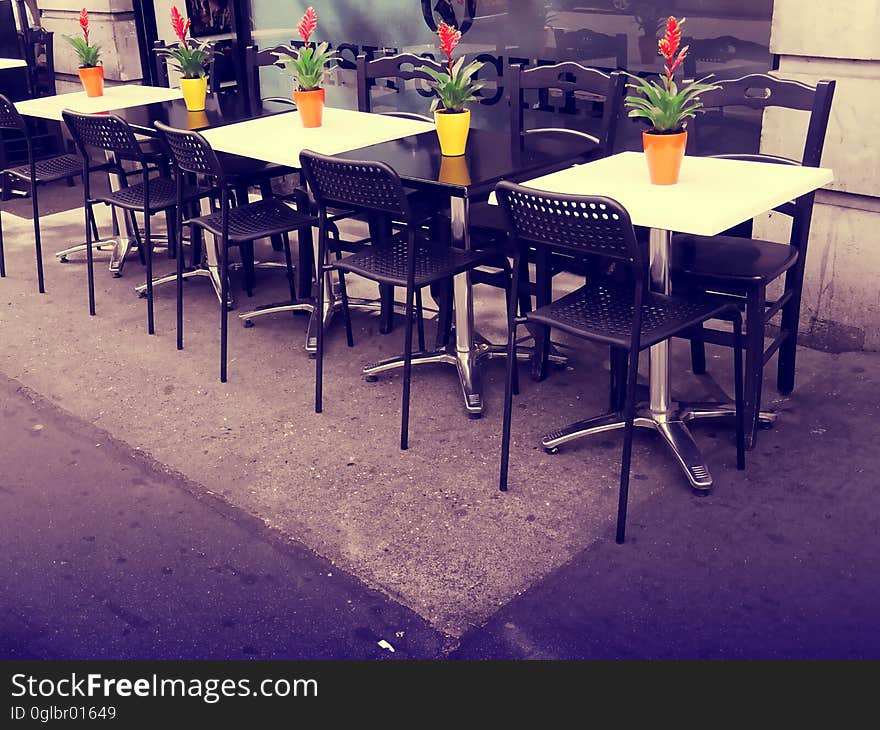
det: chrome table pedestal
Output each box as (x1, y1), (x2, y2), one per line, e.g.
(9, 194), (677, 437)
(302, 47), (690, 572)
(361, 197), (566, 417)
(541, 228), (769, 492)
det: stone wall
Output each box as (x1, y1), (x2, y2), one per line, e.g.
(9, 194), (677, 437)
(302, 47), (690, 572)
(756, 0), (880, 351)
(36, 0), (142, 92)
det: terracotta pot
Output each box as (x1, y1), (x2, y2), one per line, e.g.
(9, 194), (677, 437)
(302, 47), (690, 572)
(294, 88), (325, 128)
(180, 77), (208, 112)
(77, 66), (104, 97)
(434, 108), (471, 157)
(642, 129), (688, 185)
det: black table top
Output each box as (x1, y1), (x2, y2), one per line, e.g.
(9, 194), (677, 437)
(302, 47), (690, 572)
(108, 93), (294, 137)
(335, 128), (602, 198)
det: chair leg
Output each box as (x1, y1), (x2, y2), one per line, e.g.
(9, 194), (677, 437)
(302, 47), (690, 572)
(777, 275), (805, 396)
(315, 229), (328, 413)
(144, 211), (155, 335)
(616, 346), (640, 544)
(88, 203), (100, 243)
(415, 287), (426, 353)
(163, 209), (176, 259)
(219, 236), (229, 383)
(31, 184), (45, 294)
(0, 206), (6, 278)
(500, 319), (522, 491)
(609, 346), (627, 412)
(743, 290), (765, 450)
(85, 201), (96, 316)
(239, 241), (256, 297)
(732, 311), (746, 471)
(176, 214), (185, 351)
(281, 231), (297, 303)
(336, 268), (354, 348)
(400, 284), (416, 450)
(129, 212), (146, 267)
(689, 324), (707, 374)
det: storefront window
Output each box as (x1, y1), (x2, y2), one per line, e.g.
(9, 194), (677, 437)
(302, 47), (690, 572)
(243, 1), (774, 152)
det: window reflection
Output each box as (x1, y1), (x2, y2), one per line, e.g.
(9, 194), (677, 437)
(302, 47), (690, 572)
(248, 0), (774, 154)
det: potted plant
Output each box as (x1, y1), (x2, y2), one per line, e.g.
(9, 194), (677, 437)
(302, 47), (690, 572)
(630, 2), (668, 63)
(273, 7), (337, 128)
(423, 22), (485, 157)
(64, 8), (103, 97)
(155, 6), (214, 112)
(624, 16), (720, 185)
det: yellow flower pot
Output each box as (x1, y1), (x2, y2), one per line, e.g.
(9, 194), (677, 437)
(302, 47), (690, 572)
(434, 108), (471, 157)
(180, 77), (208, 112)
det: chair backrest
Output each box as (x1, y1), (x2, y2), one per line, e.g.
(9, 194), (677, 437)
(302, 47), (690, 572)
(509, 62), (626, 154)
(495, 180), (643, 271)
(0, 93), (29, 135)
(691, 73), (835, 247)
(299, 149), (411, 222)
(552, 29), (628, 70)
(18, 27), (56, 97)
(61, 109), (145, 163)
(154, 120), (225, 180)
(243, 43), (294, 110)
(356, 52), (444, 115)
(693, 73), (835, 168)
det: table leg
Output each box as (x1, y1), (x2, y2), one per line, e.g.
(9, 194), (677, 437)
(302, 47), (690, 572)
(55, 152), (170, 275)
(363, 196), (486, 416)
(541, 227), (715, 492)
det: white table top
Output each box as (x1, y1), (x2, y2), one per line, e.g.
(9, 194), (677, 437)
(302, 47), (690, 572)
(0, 58), (26, 70)
(201, 107), (434, 167)
(492, 151), (834, 237)
(15, 85), (184, 121)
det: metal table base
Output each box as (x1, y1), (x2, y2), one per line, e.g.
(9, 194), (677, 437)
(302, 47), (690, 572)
(540, 228), (767, 491)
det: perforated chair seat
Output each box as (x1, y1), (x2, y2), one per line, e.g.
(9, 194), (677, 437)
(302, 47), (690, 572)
(188, 198), (316, 243)
(671, 234), (799, 286)
(4, 154), (89, 184)
(337, 238), (498, 287)
(526, 281), (735, 350)
(94, 177), (211, 213)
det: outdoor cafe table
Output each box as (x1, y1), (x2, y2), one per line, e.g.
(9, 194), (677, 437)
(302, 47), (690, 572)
(491, 151), (833, 490)
(201, 108), (598, 416)
(14, 85), (293, 280)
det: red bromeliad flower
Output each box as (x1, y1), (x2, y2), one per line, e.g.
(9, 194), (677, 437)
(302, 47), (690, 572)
(170, 6), (191, 45)
(79, 8), (89, 44)
(298, 7), (318, 45)
(437, 21), (461, 67)
(658, 16), (688, 90)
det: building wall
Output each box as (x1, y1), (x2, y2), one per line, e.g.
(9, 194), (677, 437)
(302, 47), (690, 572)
(756, 0), (880, 351)
(36, 0), (142, 91)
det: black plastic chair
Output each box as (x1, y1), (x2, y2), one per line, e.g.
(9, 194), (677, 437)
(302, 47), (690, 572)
(62, 110), (211, 331)
(300, 150), (500, 450)
(552, 28), (628, 70)
(670, 74), (836, 448)
(496, 181), (746, 544)
(0, 93), (102, 293)
(155, 121), (318, 383)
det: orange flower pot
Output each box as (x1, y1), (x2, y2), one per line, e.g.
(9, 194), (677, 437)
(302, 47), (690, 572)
(77, 65), (104, 98)
(294, 88), (325, 128)
(642, 130), (688, 185)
